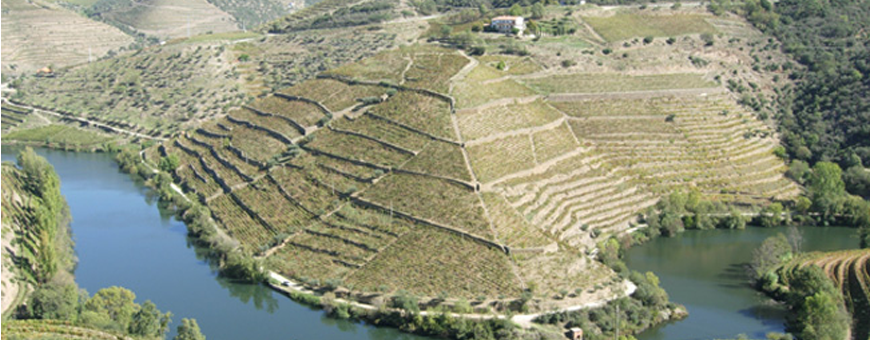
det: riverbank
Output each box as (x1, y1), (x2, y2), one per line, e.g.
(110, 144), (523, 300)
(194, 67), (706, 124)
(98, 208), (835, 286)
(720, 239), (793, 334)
(1, 147), (437, 340)
(266, 270), (637, 328)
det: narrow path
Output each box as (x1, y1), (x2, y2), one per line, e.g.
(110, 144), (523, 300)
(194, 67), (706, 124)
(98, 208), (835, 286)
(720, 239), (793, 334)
(267, 271), (636, 328)
(448, 50), (479, 96)
(398, 56), (414, 86)
(3, 98), (167, 141)
(546, 87), (725, 101)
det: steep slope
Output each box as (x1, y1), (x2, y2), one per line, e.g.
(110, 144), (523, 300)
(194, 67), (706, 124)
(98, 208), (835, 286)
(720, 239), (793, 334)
(148, 32), (795, 308)
(778, 250), (870, 340)
(91, 0), (240, 39)
(1, 0), (134, 75)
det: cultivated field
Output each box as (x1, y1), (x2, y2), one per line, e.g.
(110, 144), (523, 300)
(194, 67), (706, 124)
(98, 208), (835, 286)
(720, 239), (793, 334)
(126, 5), (801, 307)
(778, 249), (870, 340)
(1, 0), (133, 74)
(95, 0), (239, 39)
(582, 12), (718, 42)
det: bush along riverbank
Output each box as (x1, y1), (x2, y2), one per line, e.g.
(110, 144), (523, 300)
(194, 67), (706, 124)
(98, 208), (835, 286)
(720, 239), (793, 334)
(634, 162), (870, 245)
(114, 146), (267, 283)
(749, 230), (867, 340)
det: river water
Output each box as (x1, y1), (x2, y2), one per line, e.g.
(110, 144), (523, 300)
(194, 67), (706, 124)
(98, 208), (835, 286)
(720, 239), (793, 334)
(626, 226), (859, 340)
(3, 147), (861, 340)
(1, 147), (426, 340)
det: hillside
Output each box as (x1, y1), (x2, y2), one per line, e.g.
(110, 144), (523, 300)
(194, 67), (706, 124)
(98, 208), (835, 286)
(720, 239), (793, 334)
(5, 1), (804, 314)
(137, 5), (800, 310)
(11, 39), (251, 137)
(89, 0), (240, 40)
(777, 250), (870, 340)
(9, 11), (428, 136)
(1, 0), (134, 75)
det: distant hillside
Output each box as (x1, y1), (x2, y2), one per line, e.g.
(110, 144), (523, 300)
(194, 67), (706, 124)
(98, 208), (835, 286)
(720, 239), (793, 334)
(88, 0), (240, 40)
(204, 0), (293, 29)
(1, 0), (134, 75)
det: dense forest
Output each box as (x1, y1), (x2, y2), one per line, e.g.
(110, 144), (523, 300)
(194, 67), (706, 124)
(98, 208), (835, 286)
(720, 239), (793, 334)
(735, 0), (870, 198)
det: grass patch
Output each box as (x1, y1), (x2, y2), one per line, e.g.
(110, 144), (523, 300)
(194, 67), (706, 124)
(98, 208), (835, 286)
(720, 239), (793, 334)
(582, 13), (718, 41)
(454, 77), (536, 109)
(481, 192), (553, 249)
(3, 125), (115, 147)
(400, 140), (472, 181)
(360, 172), (492, 237)
(533, 122), (579, 164)
(522, 73), (715, 94)
(279, 78), (388, 112)
(345, 227), (521, 298)
(184, 31), (262, 43)
(457, 99), (562, 141)
(477, 55), (543, 75)
(370, 91), (455, 141)
(332, 114), (431, 152)
(208, 194), (275, 251)
(467, 134), (535, 183)
(306, 129), (412, 168)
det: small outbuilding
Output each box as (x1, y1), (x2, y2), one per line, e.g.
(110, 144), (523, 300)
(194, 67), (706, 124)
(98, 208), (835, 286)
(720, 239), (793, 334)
(568, 327), (583, 340)
(489, 16), (525, 33)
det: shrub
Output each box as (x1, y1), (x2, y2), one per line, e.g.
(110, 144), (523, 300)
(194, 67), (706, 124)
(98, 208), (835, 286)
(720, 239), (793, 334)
(561, 59), (577, 68)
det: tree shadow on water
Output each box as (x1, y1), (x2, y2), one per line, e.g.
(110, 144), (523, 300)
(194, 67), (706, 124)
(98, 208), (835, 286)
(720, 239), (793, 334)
(216, 276), (280, 314)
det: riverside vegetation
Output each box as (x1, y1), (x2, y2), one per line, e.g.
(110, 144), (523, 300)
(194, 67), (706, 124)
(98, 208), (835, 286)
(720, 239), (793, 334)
(1, 148), (205, 340)
(4, 0), (870, 338)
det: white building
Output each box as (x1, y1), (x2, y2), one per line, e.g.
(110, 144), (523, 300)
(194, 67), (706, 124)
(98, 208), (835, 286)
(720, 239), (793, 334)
(490, 16), (525, 33)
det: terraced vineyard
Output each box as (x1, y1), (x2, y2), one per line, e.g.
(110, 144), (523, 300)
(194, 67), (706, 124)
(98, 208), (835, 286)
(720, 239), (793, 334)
(1, 0), (133, 74)
(93, 0), (239, 39)
(778, 250), (870, 340)
(1, 102), (31, 133)
(149, 41), (798, 305)
(1, 320), (130, 340)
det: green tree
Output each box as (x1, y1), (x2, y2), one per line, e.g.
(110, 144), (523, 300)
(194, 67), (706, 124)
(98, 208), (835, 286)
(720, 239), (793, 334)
(159, 154), (180, 172)
(750, 233), (792, 280)
(794, 292), (848, 340)
(84, 286), (138, 330)
(128, 300), (172, 337)
(29, 282), (79, 320)
(531, 3), (544, 19)
(809, 162), (846, 219)
(175, 318), (206, 340)
(509, 4), (523, 16)
(810, 162), (846, 198)
(758, 202), (784, 228)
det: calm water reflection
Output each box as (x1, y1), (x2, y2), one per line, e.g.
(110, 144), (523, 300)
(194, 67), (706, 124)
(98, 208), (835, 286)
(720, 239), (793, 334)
(626, 226), (858, 340)
(1, 146), (428, 340)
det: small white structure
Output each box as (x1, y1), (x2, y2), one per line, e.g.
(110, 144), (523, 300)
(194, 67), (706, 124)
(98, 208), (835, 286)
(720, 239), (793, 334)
(490, 16), (525, 33)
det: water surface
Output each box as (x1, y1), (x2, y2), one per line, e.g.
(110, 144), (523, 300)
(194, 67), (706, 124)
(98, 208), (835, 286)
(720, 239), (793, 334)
(627, 226), (859, 340)
(2, 146), (426, 340)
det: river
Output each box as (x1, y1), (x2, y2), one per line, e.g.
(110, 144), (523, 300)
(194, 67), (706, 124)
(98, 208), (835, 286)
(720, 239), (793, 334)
(3, 147), (861, 340)
(626, 226), (859, 340)
(1, 146), (427, 340)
